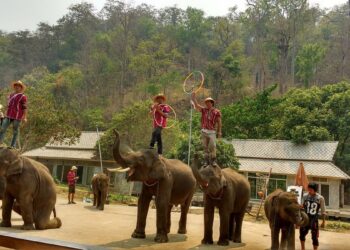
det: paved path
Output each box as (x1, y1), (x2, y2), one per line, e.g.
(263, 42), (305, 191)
(0, 198), (348, 250)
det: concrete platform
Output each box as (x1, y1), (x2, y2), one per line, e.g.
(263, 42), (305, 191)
(0, 198), (348, 250)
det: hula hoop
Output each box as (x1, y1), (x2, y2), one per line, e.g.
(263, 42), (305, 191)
(153, 104), (177, 129)
(183, 71), (204, 94)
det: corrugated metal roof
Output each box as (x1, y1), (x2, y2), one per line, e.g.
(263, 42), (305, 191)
(238, 158), (349, 179)
(22, 131), (104, 160)
(22, 147), (95, 160)
(232, 139), (338, 161)
(46, 131), (103, 150)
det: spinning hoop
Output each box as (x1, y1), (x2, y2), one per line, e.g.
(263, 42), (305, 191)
(153, 104), (177, 129)
(183, 71), (204, 94)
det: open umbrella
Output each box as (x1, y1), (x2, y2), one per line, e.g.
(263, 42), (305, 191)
(295, 162), (309, 190)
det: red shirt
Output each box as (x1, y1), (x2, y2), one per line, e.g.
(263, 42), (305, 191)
(201, 108), (221, 131)
(153, 104), (170, 128)
(67, 171), (76, 186)
(6, 93), (27, 120)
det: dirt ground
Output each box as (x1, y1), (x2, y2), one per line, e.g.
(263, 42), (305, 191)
(0, 197), (348, 250)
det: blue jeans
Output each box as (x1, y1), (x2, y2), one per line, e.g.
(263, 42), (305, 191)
(0, 118), (21, 147)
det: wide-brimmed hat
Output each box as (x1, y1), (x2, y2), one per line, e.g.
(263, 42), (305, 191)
(71, 166), (78, 171)
(153, 93), (166, 102)
(204, 97), (215, 105)
(11, 80), (26, 91)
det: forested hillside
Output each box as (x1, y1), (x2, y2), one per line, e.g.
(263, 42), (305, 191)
(0, 0), (349, 171)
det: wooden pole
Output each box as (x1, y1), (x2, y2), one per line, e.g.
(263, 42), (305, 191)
(256, 168), (272, 220)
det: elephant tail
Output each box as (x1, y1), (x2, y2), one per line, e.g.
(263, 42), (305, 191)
(53, 207), (57, 218)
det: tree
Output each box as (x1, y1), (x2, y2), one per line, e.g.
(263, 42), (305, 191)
(296, 43), (326, 87)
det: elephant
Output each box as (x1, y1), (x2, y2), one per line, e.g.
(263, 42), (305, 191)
(91, 173), (109, 210)
(264, 189), (309, 250)
(107, 129), (196, 243)
(0, 147), (61, 230)
(191, 154), (250, 246)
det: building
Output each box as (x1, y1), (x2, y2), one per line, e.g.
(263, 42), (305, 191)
(22, 131), (117, 186)
(230, 139), (350, 209)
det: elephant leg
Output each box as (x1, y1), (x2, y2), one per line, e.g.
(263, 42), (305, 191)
(132, 189), (152, 239)
(93, 192), (97, 206)
(154, 194), (170, 243)
(96, 191), (101, 208)
(19, 196), (35, 230)
(270, 224), (280, 250)
(281, 228), (288, 250)
(286, 225), (295, 250)
(99, 190), (106, 210)
(178, 195), (192, 234)
(233, 212), (245, 243)
(1, 192), (14, 227)
(218, 208), (230, 246)
(202, 202), (214, 245)
(35, 208), (62, 230)
(229, 213), (235, 241)
(167, 204), (173, 234)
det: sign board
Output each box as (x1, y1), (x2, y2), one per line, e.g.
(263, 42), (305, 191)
(287, 185), (303, 204)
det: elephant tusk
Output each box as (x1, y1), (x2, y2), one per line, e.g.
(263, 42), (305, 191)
(107, 167), (123, 172)
(107, 167), (130, 173)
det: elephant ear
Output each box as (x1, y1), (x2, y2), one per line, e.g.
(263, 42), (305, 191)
(6, 157), (23, 176)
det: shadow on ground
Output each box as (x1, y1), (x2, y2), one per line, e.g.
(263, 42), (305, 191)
(188, 242), (246, 250)
(100, 234), (187, 249)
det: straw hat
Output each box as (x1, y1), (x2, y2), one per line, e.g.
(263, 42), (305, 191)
(71, 166), (78, 171)
(11, 80), (26, 91)
(204, 97), (215, 105)
(153, 93), (166, 102)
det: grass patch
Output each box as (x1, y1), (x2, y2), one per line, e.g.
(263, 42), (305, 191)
(324, 221), (350, 233)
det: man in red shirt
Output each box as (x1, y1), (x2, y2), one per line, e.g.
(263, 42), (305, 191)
(0, 81), (28, 148)
(191, 92), (222, 165)
(67, 166), (79, 204)
(149, 94), (170, 155)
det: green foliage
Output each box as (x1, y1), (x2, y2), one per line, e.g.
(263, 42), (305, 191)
(296, 43), (326, 87)
(168, 130), (239, 169)
(99, 100), (182, 160)
(222, 84), (280, 139)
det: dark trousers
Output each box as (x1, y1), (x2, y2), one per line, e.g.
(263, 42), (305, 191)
(300, 218), (319, 246)
(150, 126), (163, 154)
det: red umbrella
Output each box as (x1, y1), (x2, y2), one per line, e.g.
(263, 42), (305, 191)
(295, 162), (309, 190)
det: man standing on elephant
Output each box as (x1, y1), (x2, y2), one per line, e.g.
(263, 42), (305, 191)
(0, 81), (28, 149)
(67, 166), (79, 204)
(149, 94), (170, 155)
(300, 182), (326, 250)
(191, 92), (222, 165)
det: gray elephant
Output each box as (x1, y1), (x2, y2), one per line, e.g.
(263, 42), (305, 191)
(191, 154), (250, 246)
(264, 189), (309, 250)
(0, 147), (61, 230)
(107, 130), (196, 243)
(91, 173), (109, 210)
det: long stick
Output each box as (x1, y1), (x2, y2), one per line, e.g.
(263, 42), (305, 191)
(187, 100), (193, 166)
(96, 126), (103, 172)
(256, 168), (272, 220)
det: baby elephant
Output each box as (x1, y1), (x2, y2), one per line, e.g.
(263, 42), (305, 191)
(264, 189), (309, 250)
(0, 147), (61, 230)
(91, 173), (109, 210)
(191, 155), (250, 246)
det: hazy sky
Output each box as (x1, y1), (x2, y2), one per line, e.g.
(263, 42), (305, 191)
(0, 0), (347, 32)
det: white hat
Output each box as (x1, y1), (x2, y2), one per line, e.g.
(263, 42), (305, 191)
(0, 104), (3, 109)
(71, 166), (78, 171)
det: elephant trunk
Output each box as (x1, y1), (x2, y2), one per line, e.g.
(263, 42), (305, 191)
(296, 211), (309, 227)
(190, 154), (207, 187)
(112, 129), (129, 168)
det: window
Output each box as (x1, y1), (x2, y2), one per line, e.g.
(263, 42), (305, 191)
(248, 173), (287, 199)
